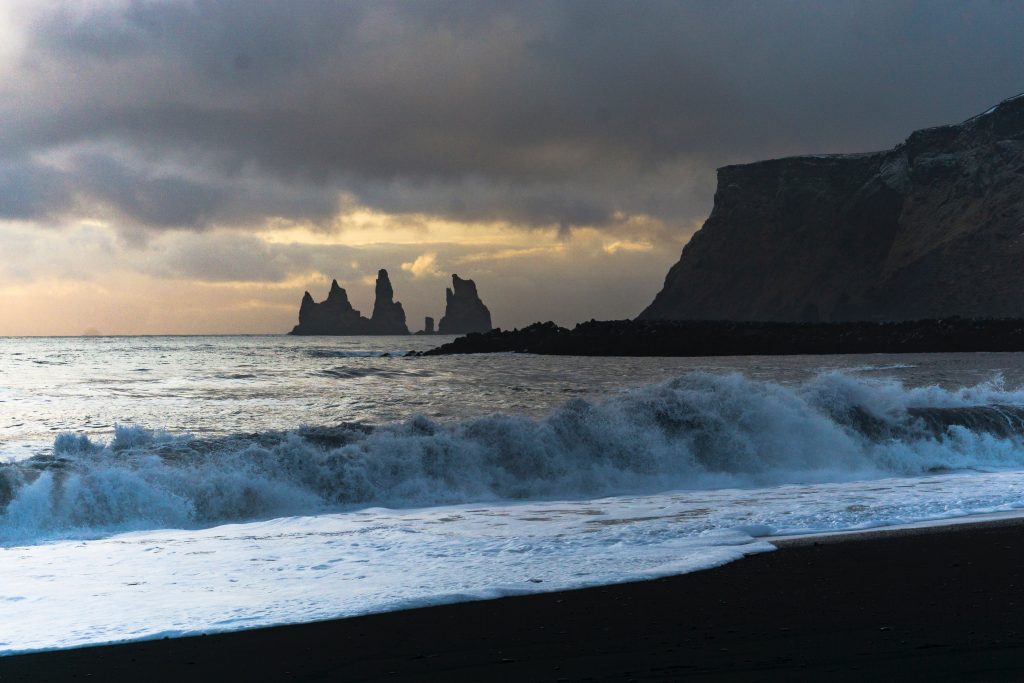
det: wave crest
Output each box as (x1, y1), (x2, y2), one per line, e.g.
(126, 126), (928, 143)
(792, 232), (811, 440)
(5, 371), (1024, 543)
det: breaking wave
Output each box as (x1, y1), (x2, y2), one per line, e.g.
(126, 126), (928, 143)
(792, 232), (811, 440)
(5, 371), (1024, 543)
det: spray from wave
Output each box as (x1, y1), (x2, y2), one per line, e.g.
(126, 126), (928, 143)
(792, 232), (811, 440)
(5, 371), (1024, 543)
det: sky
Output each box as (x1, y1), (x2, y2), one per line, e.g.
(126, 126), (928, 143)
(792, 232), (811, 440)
(0, 1), (1022, 335)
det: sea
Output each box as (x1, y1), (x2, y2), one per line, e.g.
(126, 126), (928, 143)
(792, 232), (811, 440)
(5, 335), (1024, 653)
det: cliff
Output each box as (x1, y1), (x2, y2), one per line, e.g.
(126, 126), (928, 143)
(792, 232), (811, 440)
(290, 269), (408, 335)
(438, 275), (493, 334)
(640, 93), (1024, 322)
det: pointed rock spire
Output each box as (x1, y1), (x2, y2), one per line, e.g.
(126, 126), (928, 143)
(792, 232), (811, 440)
(370, 269), (409, 334)
(325, 279), (353, 307)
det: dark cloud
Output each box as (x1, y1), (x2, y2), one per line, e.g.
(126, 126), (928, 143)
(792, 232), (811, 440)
(3, 0), (1023, 232)
(0, 150), (339, 239)
(0, 159), (70, 221)
(74, 154), (226, 228)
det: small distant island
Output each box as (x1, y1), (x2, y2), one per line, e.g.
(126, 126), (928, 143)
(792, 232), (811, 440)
(289, 271), (492, 336)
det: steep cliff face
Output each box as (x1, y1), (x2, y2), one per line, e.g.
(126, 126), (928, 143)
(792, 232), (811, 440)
(640, 93), (1024, 322)
(290, 269), (409, 335)
(438, 275), (493, 334)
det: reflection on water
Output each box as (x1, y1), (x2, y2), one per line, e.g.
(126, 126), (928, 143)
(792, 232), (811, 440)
(4, 334), (1024, 459)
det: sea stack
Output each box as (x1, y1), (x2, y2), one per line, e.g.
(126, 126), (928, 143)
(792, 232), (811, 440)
(438, 274), (493, 335)
(289, 270), (409, 335)
(290, 280), (369, 335)
(424, 317), (435, 334)
(640, 92), (1024, 322)
(369, 269), (409, 334)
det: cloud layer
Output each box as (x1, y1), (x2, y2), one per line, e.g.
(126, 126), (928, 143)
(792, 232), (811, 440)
(5, 1), (1024, 232)
(1, 1), (1023, 332)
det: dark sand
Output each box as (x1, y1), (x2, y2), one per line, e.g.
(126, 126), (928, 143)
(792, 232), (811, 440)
(4, 519), (1024, 681)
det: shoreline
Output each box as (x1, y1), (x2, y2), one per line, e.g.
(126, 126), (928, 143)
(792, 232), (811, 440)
(767, 508), (1024, 546)
(4, 518), (1024, 681)
(419, 318), (1024, 356)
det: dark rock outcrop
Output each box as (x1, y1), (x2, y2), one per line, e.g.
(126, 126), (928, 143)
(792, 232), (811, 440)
(291, 280), (370, 335)
(438, 275), (493, 335)
(418, 318), (1024, 357)
(414, 317), (435, 336)
(640, 93), (1024, 322)
(290, 270), (409, 335)
(369, 269), (409, 334)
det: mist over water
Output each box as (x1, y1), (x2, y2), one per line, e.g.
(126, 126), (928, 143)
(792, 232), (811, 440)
(6, 336), (1024, 652)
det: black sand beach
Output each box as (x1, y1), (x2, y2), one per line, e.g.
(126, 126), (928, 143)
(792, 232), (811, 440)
(3, 519), (1024, 681)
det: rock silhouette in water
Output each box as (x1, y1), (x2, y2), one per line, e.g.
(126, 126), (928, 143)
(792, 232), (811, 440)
(290, 270), (409, 335)
(291, 280), (369, 335)
(438, 275), (493, 335)
(640, 92), (1024, 322)
(369, 269), (410, 334)
(414, 317), (435, 336)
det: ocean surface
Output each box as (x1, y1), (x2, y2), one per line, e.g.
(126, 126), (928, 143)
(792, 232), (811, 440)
(5, 336), (1024, 653)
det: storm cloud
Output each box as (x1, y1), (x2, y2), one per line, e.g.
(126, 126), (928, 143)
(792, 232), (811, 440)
(2, 1), (1024, 334)
(1, 0), (1022, 234)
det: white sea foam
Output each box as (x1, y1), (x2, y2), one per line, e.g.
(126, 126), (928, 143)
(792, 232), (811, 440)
(5, 372), (1024, 545)
(0, 500), (774, 654)
(7, 369), (1024, 653)
(6, 469), (1024, 654)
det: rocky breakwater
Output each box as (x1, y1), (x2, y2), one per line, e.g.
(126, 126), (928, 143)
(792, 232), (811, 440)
(290, 269), (409, 335)
(438, 275), (493, 334)
(417, 318), (1024, 356)
(640, 93), (1024, 322)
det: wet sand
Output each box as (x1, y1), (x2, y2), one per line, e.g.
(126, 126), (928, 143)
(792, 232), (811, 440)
(3, 519), (1024, 681)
